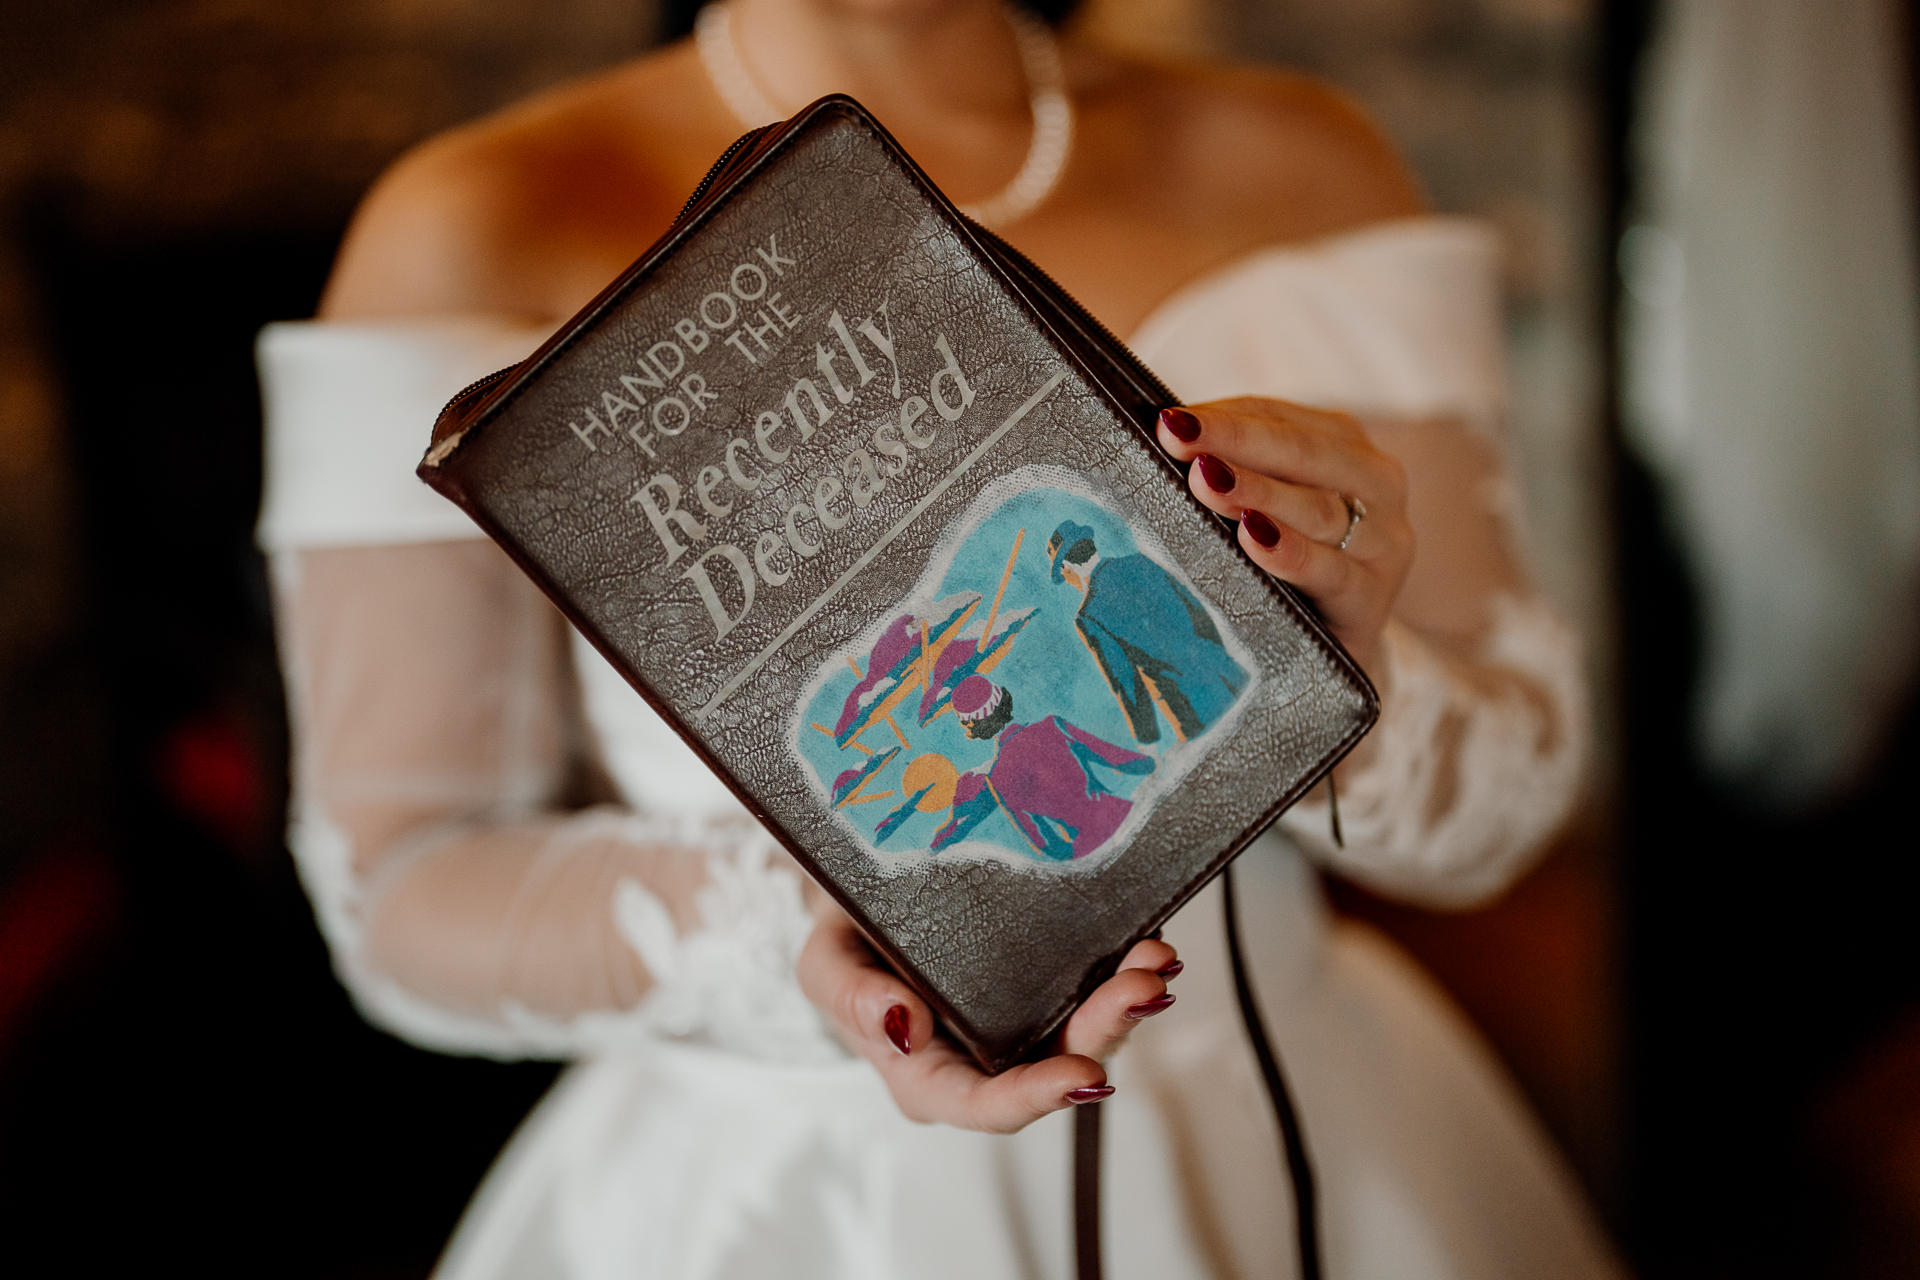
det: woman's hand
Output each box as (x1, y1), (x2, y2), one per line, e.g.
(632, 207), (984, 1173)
(797, 903), (1180, 1134)
(1157, 399), (1413, 677)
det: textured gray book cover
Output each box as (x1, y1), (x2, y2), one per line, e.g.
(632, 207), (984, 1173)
(421, 97), (1374, 1070)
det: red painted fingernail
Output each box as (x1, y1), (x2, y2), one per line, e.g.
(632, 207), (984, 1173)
(1159, 407), (1201, 443)
(1243, 509), (1281, 548)
(1066, 1085), (1116, 1104)
(1196, 453), (1236, 494)
(1125, 994), (1177, 1020)
(1156, 959), (1185, 980)
(884, 1004), (911, 1056)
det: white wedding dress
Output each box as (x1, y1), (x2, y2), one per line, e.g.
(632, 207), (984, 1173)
(259, 216), (1619, 1280)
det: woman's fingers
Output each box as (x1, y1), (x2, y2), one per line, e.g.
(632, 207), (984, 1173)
(1159, 400), (1407, 556)
(1184, 450), (1360, 551)
(912, 936), (1179, 1130)
(1060, 937), (1180, 1061)
(1157, 398), (1413, 673)
(795, 906), (1102, 1132)
(1235, 505), (1367, 603)
(1179, 455), (1367, 598)
(1159, 399), (1379, 499)
(896, 1047), (1112, 1133)
(853, 996), (1113, 1132)
(797, 907), (936, 1065)
(801, 909), (1182, 1133)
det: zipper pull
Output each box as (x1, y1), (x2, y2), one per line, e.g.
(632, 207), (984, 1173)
(1327, 775), (1344, 849)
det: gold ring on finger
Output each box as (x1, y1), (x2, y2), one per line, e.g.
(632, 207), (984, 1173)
(1336, 493), (1366, 551)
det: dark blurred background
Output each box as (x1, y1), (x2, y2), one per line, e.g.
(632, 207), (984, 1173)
(0, 1), (1914, 1277)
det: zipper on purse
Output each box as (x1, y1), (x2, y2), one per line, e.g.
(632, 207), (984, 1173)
(672, 123), (780, 226)
(440, 365), (518, 418)
(426, 364), (521, 462)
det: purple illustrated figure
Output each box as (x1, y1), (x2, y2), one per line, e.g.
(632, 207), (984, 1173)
(915, 606), (1033, 725)
(832, 595), (979, 747)
(929, 676), (1155, 861)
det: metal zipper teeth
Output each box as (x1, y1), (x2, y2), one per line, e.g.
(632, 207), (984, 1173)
(440, 365), (518, 418)
(672, 124), (778, 227)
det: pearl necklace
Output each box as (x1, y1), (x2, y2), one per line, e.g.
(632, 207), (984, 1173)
(695, 2), (1074, 229)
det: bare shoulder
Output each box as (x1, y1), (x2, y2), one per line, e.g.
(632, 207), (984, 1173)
(1079, 48), (1426, 247)
(321, 42), (735, 322)
(1201, 62), (1423, 224)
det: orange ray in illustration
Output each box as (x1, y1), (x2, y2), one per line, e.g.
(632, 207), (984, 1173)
(985, 528), (1025, 639)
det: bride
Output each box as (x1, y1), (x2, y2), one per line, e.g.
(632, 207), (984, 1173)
(258, 0), (1621, 1275)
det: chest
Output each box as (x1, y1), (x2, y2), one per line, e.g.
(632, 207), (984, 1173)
(531, 108), (1280, 342)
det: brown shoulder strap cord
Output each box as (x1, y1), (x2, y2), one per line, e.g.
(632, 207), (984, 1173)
(1072, 862), (1324, 1280)
(1223, 861), (1324, 1280)
(1074, 1101), (1103, 1280)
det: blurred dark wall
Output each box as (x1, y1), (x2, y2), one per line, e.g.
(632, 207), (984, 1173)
(1602, 2), (1920, 1276)
(0, 4), (652, 1275)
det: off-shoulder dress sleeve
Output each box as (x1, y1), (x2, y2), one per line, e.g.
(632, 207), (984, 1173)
(258, 319), (837, 1062)
(1130, 219), (1590, 907)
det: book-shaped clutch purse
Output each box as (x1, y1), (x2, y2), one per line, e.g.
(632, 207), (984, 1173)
(419, 95), (1376, 1073)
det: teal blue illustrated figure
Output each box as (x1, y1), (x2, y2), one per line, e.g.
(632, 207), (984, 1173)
(1046, 520), (1250, 744)
(929, 676), (1154, 861)
(793, 475), (1254, 870)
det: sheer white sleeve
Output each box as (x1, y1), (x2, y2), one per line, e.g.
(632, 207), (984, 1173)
(1131, 220), (1593, 910)
(1278, 593), (1588, 908)
(259, 321), (837, 1064)
(271, 542), (837, 1063)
